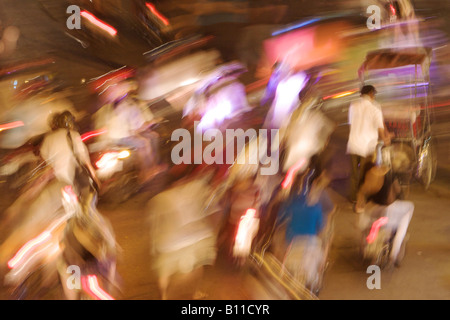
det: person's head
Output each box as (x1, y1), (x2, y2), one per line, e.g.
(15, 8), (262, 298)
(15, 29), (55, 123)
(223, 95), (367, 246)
(360, 85), (377, 100)
(57, 110), (76, 130)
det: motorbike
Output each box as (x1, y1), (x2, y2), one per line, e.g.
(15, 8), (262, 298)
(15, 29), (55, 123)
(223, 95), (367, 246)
(4, 185), (72, 299)
(358, 143), (409, 269)
(84, 120), (167, 204)
(215, 162), (262, 269)
(88, 142), (140, 205)
(58, 185), (118, 300)
(360, 205), (408, 270)
(4, 182), (117, 300)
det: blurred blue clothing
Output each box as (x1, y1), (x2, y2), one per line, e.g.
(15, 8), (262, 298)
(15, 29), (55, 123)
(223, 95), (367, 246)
(280, 192), (324, 243)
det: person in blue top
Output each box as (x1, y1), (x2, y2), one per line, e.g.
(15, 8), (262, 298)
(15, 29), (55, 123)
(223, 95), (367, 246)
(283, 191), (324, 242)
(277, 164), (328, 292)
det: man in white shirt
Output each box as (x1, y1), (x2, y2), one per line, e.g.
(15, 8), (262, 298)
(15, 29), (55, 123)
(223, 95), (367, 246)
(347, 85), (391, 203)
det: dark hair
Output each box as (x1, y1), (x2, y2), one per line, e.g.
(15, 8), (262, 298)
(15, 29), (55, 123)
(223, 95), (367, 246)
(361, 85), (377, 95)
(57, 110), (76, 130)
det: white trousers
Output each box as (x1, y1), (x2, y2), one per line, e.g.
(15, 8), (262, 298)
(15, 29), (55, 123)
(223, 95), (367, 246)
(359, 200), (414, 261)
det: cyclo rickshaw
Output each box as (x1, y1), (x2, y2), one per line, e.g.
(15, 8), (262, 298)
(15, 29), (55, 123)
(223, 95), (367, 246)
(358, 46), (436, 189)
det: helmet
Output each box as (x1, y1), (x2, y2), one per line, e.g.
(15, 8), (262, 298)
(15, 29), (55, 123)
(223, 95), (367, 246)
(57, 110), (76, 130)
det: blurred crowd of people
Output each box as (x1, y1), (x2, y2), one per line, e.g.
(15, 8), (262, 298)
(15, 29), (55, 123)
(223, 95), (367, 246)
(0, 0), (427, 300)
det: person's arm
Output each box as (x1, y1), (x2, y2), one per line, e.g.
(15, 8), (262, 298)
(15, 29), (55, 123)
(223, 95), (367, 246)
(378, 124), (394, 146)
(373, 104), (392, 146)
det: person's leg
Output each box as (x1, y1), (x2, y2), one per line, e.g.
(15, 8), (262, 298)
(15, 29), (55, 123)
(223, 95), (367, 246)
(386, 200), (414, 262)
(158, 274), (170, 300)
(303, 236), (323, 290)
(359, 156), (373, 186)
(191, 266), (209, 299)
(349, 154), (361, 202)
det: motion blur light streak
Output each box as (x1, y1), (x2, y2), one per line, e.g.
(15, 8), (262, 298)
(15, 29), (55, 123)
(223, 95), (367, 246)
(7, 232), (51, 269)
(282, 159), (306, 189)
(235, 208), (257, 246)
(396, 82), (429, 89)
(90, 66), (133, 91)
(96, 152), (119, 170)
(234, 208), (259, 258)
(8, 207), (75, 270)
(118, 150), (131, 159)
(0, 58), (55, 78)
(10, 243), (53, 276)
(197, 98), (233, 131)
(366, 217), (389, 244)
(80, 128), (107, 142)
(80, 11), (118, 36)
(323, 90), (358, 100)
(82, 275), (115, 300)
(0, 121), (24, 132)
(180, 78), (199, 87)
(62, 185), (78, 203)
(272, 18), (321, 36)
(390, 4), (397, 16)
(145, 3), (170, 26)
(424, 99), (450, 110)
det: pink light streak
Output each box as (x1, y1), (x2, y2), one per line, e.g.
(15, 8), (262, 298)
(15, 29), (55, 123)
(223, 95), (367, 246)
(8, 232), (51, 269)
(0, 121), (25, 132)
(82, 275), (115, 300)
(145, 3), (170, 26)
(281, 158), (306, 189)
(366, 217), (389, 244)
(81, 11), (117, 36)
(81, 128), (107, 142)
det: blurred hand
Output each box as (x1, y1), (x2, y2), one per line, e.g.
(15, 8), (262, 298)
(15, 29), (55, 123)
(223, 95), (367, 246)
(385, 131), (395, 146)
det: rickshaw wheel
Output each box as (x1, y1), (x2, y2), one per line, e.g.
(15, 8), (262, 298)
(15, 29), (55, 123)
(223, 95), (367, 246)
(390, 142), (415, 186)
(417, 139), (437, 190)
(421, 156), (434, 189)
